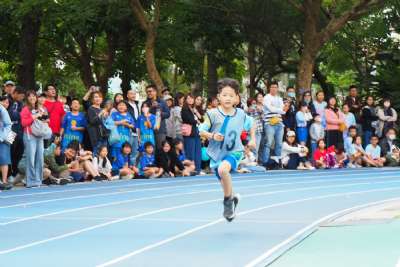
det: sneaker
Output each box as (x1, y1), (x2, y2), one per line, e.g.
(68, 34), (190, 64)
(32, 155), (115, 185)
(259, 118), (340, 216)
(189, 171), (197, 176)
(223, 194), (240, 222)
(198, 171), (207, 176)
(7, 175), (15, 184)
(50, 177), (70, 186)
(0, 182), (12, 190)
(297, 163), (307, 170)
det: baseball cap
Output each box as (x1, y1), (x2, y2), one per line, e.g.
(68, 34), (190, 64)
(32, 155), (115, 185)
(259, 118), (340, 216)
(4, 81), (15, 86)
(286, 130), (296, 137)
(163, 95), (173, 101)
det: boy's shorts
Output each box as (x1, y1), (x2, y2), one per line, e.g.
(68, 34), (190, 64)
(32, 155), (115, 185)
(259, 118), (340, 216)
(211, 151), (243, 180)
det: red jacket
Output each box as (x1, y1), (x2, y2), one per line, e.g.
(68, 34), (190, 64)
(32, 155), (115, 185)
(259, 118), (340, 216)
(20, 106), (34, 134)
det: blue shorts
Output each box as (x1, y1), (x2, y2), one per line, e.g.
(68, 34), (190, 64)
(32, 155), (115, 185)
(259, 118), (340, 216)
(211, 152), (243, 180)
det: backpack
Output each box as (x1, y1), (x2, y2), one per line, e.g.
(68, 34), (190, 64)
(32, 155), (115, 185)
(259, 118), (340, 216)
(31, 120), (52, 139)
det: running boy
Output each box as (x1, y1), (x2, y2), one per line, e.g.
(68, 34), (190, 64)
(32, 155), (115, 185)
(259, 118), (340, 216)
(199, 78), (256, 222)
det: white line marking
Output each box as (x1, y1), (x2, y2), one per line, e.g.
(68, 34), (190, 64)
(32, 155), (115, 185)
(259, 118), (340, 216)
(0, 168), (393, 199)
(1, 176), (399, 225)
(1, 181), (400, 256)
(2, 171), (399, 209)
(95, 189), (400, 267)
(244, 198), (400, 267)
(396, 257), (400, 267)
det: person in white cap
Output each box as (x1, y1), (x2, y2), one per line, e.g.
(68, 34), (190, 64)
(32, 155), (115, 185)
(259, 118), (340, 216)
(281, 130), (314, 170)
(3, 81), (15, 96)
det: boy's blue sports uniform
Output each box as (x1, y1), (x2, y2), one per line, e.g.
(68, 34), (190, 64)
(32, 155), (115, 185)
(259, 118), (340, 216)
(199, 107), (253, 178)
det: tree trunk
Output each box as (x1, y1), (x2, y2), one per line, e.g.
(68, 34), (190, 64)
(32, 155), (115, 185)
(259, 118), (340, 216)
(16, 10), (41, 90)
(120, 21), (134, 96)
(313, 66), (335, 96)
(247, 41), (257, 97)
(74, 35), (95, 90)
(192, 53), (205, 96)
(145, 31), (164, 92)
(296, 48), (318, 92)
(207, 53), (218, 97)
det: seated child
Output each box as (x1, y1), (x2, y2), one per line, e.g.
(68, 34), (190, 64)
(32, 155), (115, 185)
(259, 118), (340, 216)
(93, 145), (114, 180)
(313, 139), (336, 169)
(139, 142), (163, 178)
(174, 139), (196, 175)
(112, 142), (138, 179)
(282, 131), (314, 170)
(365, 135), (386, 167)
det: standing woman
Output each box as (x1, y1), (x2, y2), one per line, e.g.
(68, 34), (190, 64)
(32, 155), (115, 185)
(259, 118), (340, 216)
(181, 94), (202, 174)
(0, 96), (12, 190)
(194, 96), (206, 118)
(87, 92), (108, 155)
(172, 92), (185, 140)
(20, 91), (45, 187)
(361, 96), (378, 146)
(246, 95), (264, 156)
(325, 96), (345, 148)
(377, 98), (397, 138)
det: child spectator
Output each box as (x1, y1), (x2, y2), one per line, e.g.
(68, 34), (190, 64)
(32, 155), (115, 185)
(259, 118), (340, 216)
(156, 140), (186, 177)
(108, 100), (135, 160)
(365, 135), (386, 167)
(44, 143), (72, 185)
(112, 142), (137, 179)
(309, 114), (325, 157)
(238, 140), (266, 173)
(137, 102), (156, 151)
(174, 139), (196, 175)
(93, 145), (114, 180)
(139, 142), (163, 178)
(60, 99), (87, 151)
(296, 102), (313, 145)
(313, 139), (336, 169)
(342, 103), (356, 138)
(348, 136), (376, 167)
(344, 126), (358, 154)
(282, 131), (314, 170)
(334, 145), (348, 168)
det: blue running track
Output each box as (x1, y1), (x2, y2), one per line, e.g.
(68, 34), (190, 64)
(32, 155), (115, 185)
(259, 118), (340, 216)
(1, 168), (400, 267)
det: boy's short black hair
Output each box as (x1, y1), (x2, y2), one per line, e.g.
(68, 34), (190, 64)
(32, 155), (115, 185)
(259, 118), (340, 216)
(217, 78), (240, 94)
(144, 142), (154, 149)
(121, 142), (132, 150)
(71, 98), (80, 103)
(269, 81), (279, 88)
(161, 88), (170, 94)
(348, 125), (357, 132)
(145, 84), (157, 91)
(370, 135), (380, 140)
(13, 86), (25, 95)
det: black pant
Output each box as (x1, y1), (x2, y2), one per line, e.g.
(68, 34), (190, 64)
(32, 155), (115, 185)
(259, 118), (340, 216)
(10, 137), (24, 176)
(286, 154), (307, 170)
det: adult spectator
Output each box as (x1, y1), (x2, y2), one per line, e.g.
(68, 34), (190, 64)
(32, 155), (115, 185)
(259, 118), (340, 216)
(361, 96), (378, 146)
(3, 80), (15, 96)
(247, 95), (264, 156)
(142, 85), (170, 149)
(181, 94), (202, 174)
(43, 84), (66, 135)
(126, 89), (140, 160)
(7, 86), (25, 178)
(164, 95), (176, 141)
(345, 85), (362, 124)
(20, 91), (46, 187)
(261, 82), (288, 165)
(161, 87), (171, 97)
(172, 92), (184, 140)
(87, 92), (109, 155)
(380, 128), (400, 166)
(283, 87), (297, 131)
(377, 98), (397, 138)
(325, 96), (345, 148)
(342, 103), (356, 138)
(207, 96), (218, 109)
(82, 85), (100, 111)
(0, 99), (12, 190)
(312, 91), (327, 127)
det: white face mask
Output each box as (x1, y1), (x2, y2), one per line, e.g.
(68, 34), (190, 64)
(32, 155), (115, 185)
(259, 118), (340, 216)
(142, 107), (149, 114)
(388, 134), (396, 141)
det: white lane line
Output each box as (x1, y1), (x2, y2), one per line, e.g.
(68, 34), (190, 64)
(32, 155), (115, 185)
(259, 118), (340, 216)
(2, 176), (399, 225)
(1, 181), (400, 256)
(95, 189), (400, 267)
(244, 198), (400, 267)
(2, 171), (399, 209)
(396, 257), (400, 267)
(0, 168), (393, 199)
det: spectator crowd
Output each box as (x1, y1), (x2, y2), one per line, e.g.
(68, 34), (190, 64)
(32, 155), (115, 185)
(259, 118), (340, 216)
(0, 80), (398, 191)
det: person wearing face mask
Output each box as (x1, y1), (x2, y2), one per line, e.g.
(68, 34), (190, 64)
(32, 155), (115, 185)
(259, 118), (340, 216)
(379, 128), (400, 166)
(283, 87), (297, 132)
(377, 98), (397, 138)
(301, 91), (316, 116)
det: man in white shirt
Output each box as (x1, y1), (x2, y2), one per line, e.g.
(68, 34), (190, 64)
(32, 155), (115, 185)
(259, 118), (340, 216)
(261, 82), (288, 166)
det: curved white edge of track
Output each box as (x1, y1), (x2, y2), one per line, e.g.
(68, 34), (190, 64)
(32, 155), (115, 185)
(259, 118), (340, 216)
(94, 188), (400, 267)
(244, 197), (400, 267)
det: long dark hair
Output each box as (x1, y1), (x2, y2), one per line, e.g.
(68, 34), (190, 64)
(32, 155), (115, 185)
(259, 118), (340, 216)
(183, 94), (195, 110)
(96, 145), (109, 169)
(25, 90), (38, 110)
(327, 96), (338, 112)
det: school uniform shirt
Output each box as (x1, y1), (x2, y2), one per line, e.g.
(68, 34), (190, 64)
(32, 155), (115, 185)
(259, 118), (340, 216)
(365, 144), (381, 160)
(112, 153), (132, 172)
(44, 100), (66, 134)
(344, 112), (356, 129)
(111, 112), (135, 147)
(136, 114), (156, 149)
(139, 153), (156, 175)
(61, 112), (87, 150)
(296, 111), (312, 128)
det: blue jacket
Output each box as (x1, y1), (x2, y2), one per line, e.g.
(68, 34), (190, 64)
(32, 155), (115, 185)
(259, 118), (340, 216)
(0, 105), (12, 143)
